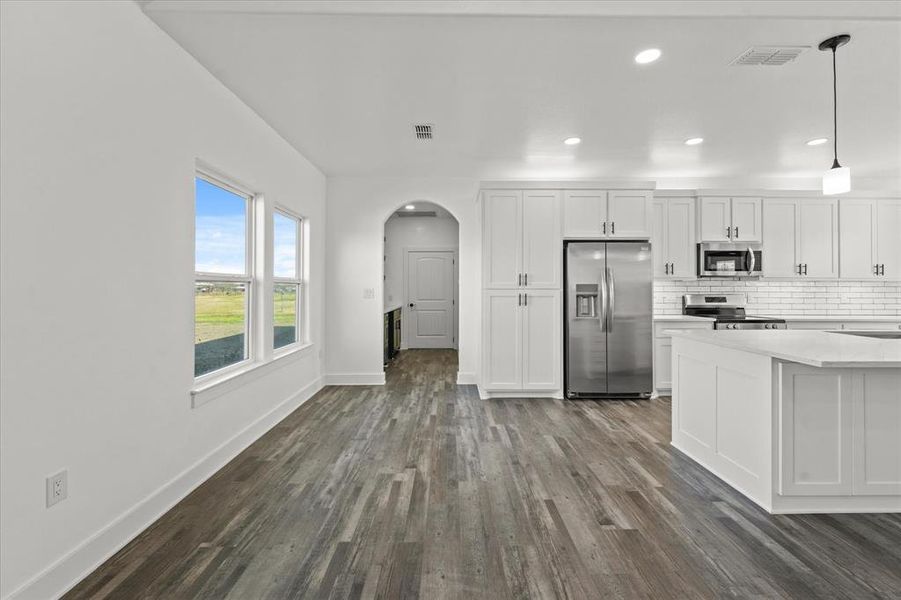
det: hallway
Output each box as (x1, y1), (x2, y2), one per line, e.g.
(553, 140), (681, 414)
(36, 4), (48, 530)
(67, 350), (901, 599)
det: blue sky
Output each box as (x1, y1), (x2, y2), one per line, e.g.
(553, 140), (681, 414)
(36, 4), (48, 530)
(195, 177), (299, 277)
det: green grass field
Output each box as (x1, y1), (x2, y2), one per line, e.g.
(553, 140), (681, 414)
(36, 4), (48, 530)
(194, 287), (296, 343)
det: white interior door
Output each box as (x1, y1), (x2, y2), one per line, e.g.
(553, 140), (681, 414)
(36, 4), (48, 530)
(406, 250), (455, 348)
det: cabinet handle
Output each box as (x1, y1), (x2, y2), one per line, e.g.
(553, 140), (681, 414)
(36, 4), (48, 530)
(798, 264), (803, 275)
(671, 261), (675, 274)
(518, 273), (522, 286)
(734, 226), (739, 239)
(524, 273), (528, 286)
(803, 263), (808, 275)
(726, 226), (732, 239)
(602, 221), (607, 235)
(611, 222), (615, 235)
(664, 263), (669, 275)
(875, 264), (880, 275)
(879, 264), (885, 276)
(518, 293), (522, 306)
(523, 293), (528, 307)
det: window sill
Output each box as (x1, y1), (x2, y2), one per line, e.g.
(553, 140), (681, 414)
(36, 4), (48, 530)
(191, 342), (315, 408)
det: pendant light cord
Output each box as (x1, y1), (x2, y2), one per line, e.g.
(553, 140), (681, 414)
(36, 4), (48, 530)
(832, 47), (839, 166)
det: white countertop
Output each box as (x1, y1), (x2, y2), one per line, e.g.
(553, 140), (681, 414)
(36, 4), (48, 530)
(670, 330), (901, 368)
(764, 315), (901, 322)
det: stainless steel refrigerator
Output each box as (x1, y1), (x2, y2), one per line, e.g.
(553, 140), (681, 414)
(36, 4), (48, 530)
(564, 241), (653, 399)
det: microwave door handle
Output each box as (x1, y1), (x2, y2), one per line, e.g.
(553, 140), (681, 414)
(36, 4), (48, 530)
(747, 247), (755, 274)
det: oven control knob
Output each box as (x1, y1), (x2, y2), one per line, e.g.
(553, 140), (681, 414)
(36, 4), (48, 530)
(765, 324), (770, 329)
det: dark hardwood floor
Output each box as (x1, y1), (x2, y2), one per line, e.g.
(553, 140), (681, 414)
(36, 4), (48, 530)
(66, 349), (901, 599)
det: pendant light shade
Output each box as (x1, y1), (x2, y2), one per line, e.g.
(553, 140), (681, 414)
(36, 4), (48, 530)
(819, 34), (851, 195)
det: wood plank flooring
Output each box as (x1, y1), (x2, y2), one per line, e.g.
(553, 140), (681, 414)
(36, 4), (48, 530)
(66, 349), (901, 599)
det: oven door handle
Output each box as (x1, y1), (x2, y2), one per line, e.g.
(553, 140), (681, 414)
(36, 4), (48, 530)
(746, 246), (756, 274)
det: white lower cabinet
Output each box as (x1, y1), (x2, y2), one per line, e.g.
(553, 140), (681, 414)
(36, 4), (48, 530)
(653, 320), (714, 392)
(779, 364), (901, 497)
(482, 290), (560, 394)
(785, 320), (901, 331)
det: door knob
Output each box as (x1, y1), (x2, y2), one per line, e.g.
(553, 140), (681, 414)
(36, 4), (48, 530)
(409, 303), (415, 308)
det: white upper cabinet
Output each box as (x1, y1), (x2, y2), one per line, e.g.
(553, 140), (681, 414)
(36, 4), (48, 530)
(798, 199), (838, 278)
(563, 190), (606, 238)
(699, 196), (761, 242)
(763, 198), (837, 278)
(483, 189), (560, 289)
(522, 191), (562, 288)
(731, 197), (762, 242)
(607, 191), (652, 238)
(482, 190), (522, 288)
(563, 189), (651, 238)
(652, 197), (696, 278)
(876, 200), (901, 279)
(699, 197), (732, 241)
(762, 199), (799, 277)
(839, 198), (901, 279)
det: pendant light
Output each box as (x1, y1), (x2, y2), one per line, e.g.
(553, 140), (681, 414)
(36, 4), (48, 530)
(819, 34), (851, 195)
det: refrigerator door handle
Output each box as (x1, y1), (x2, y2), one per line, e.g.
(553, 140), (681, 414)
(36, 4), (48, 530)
(599, 269), (608, 332)
(606, 267), (615, 332)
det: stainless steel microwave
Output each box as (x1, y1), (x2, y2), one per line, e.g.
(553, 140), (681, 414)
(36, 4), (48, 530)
(697, 242), (762, 277)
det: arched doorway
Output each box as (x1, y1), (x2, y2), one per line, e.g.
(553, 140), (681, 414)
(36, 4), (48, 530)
(382, 201), (460, 372)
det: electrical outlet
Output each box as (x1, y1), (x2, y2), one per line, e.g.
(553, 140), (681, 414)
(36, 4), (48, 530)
(46, 470), (68, 508)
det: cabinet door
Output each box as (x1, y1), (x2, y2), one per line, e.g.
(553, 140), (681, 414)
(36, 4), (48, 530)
(563, 190), (605, 238)
(762, 199), (799, 277)
(608, 190), (651, 238)
(839, 199), (877, 279)
(522, 190), (561, 288)
(876, 199), (901, 279)
(483, 191), (522, 288)
(521, 290), (561, 391)
(852, 370), (901, 495)
(667, 197), (696, 278)
(699, 197), (731, 241)
(654, 337), (672, 391)
(779, 364), (854, 496)
(799, 198), (838, 278)
(482, 291), (522, 390)
(650, 199), (668, 277)
(731, 197), (762, 242)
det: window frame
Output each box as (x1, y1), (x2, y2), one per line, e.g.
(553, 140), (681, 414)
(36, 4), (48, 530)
(272, 206), (304, 354)
(193, 169), (256, 382)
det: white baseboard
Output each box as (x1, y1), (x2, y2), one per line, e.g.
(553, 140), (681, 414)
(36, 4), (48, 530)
(4, 377), (324, 600)
(323, 372), (386, 386)
(456, 371), (477, 385)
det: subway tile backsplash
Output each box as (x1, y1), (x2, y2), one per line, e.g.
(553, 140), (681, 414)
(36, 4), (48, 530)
(654, 279), (901, 316)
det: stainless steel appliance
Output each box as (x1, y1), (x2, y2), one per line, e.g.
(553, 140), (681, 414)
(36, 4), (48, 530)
(564, 241), (653, 399)
(682, 294), (786, 330)
(698, 242), (763, 277)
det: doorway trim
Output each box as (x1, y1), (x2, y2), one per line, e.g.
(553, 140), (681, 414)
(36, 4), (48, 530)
(402, 246), (458, 350)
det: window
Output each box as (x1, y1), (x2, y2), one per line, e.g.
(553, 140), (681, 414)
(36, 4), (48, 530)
(194, 174), (253, 377)
(273, 209), (302, 350)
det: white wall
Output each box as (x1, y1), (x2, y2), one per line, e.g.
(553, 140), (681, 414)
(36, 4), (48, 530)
(326, 178), (480, 383)
(0, 2), (326, 598)
(383, 212), (459, 311)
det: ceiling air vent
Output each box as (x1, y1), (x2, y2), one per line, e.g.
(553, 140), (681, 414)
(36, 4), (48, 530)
(413, 124), (434, 140)
(730, 46), (809, 66)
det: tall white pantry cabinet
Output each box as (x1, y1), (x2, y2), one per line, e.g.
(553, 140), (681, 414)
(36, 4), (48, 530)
(481, 189), (562, 396)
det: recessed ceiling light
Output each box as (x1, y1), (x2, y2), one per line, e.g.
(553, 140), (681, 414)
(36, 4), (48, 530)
(404, 204), (415, 210)
(684, 137), (704, 146)
(635, 48), (662, 64)
(806, 137), (828, 146)
(563, 137), (581, 145)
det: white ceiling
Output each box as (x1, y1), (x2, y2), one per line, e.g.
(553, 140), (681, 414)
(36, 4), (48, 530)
(143, 1), (901, 189)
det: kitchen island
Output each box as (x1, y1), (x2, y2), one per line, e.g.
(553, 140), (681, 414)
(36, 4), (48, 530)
(670, 330), (901, 514)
